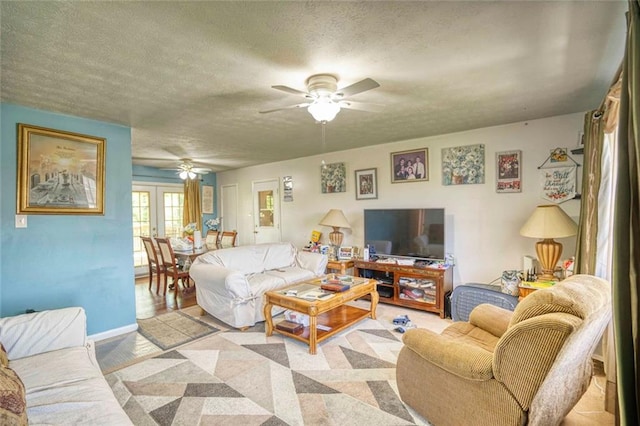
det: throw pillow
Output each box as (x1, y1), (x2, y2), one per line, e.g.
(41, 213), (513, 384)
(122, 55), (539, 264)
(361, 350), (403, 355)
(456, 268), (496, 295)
(501, 270), (520, 297)
(0, 365), (28, 426)
(0, 343), (8, 368)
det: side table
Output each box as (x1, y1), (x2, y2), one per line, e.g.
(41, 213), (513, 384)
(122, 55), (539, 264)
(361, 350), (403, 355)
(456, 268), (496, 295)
(326, 259), (354, 275)
(518, 285), (537, 301)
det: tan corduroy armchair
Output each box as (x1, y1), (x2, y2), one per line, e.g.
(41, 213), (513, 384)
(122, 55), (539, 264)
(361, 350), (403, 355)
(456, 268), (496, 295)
(396, 274), (611, 426)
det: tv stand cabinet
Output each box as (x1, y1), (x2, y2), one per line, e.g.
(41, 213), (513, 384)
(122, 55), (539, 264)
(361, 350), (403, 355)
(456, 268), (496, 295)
(354, 260), (453, 318)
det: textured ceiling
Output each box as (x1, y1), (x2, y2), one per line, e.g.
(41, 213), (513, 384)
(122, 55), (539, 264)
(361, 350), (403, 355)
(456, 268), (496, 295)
(1, 1), (627, 172)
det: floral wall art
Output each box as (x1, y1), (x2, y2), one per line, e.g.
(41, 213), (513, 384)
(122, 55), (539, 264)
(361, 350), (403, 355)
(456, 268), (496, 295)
(321, 162), (346, 193)
(441, 144), (485, 185)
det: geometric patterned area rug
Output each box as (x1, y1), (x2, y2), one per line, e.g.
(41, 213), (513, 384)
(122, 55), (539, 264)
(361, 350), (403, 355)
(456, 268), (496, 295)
(136, 310), (221, 351)
(105, 317), (432, 425)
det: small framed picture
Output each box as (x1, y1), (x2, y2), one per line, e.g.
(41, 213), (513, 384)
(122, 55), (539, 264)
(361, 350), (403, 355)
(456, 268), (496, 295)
(338, 246), (354, 260)
(391, 148), (429, 183)
(496, 150), (522, 193)
(550, 147), (568, 162)
(355, 168), (378, 200)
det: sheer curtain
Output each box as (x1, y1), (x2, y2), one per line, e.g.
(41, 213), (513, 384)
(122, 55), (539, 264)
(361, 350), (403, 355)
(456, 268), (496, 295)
(182, 178), (202, 232)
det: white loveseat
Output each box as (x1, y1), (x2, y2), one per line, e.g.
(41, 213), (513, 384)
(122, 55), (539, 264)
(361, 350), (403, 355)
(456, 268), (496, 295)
(0, 307), (132, 425)
(190, 242), (328, 328)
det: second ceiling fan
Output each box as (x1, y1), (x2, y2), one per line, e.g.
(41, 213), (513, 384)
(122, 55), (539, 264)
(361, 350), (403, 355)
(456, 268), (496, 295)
(260, 74), (381, 123)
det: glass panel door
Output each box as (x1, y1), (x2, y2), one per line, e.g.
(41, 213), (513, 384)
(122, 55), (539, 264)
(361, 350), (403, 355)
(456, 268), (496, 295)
(132, 184), (183, 276)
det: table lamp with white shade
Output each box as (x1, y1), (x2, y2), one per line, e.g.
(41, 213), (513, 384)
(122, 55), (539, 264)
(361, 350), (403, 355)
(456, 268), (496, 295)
(319, 209), (351, 259)
(520, 205), (578, 281)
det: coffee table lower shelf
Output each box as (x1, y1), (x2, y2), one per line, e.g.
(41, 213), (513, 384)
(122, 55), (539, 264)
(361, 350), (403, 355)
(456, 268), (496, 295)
(272, 304), (371, 348)
(264, 277), (378, 354)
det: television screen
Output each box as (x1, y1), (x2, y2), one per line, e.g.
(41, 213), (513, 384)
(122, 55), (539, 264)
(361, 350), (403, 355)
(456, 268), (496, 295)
(364, 208), (445, 260)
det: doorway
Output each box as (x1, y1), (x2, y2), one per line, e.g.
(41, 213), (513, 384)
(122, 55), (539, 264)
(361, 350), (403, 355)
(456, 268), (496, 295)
(220, 183), (238, 234)
(132, 183), (184, 276)
(252, 179), (281, 244)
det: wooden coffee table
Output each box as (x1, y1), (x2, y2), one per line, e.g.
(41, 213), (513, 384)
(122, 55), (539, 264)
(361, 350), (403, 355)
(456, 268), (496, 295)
(263, 276), (378, 354)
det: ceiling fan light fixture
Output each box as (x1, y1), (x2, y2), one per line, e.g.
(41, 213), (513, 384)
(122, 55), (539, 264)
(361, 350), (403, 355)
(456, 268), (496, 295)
(308, 97), (341, 123)
(179, 170), (197, 180)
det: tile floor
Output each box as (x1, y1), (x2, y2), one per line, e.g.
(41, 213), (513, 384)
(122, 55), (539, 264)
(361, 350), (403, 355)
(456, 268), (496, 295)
(96, 302), (614, 425)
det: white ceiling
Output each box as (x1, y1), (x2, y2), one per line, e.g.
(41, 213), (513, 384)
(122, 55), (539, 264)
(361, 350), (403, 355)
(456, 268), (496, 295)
(1, 1), (627, 172)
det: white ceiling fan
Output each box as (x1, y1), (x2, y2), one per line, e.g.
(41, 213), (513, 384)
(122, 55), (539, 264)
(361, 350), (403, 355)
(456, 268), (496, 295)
(260, 74), (382, 122)
(161, 159), (212, 180)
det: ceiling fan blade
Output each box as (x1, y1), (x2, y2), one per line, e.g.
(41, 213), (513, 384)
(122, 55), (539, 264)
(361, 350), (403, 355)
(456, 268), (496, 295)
(339, 100), (384, 112)
(271, 85), (310, 96)
(337, 78), (380, 98)
(259, 102), (311, 114)
(192, 168), (211, 174)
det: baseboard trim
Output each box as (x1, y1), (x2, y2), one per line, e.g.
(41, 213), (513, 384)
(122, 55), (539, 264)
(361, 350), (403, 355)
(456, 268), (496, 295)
(89, 323), (138, 342)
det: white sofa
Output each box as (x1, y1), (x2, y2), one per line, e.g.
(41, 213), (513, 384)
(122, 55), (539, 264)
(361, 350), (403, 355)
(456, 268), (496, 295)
(0, 307), (132, 425)
(190, 242), (328, 328)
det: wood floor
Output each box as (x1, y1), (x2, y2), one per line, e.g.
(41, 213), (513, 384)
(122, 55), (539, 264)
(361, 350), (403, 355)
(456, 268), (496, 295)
(135, 274), (197, 319)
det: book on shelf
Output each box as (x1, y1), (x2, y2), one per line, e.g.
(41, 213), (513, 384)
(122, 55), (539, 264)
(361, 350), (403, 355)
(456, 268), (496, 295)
(276, 320), (304, 334)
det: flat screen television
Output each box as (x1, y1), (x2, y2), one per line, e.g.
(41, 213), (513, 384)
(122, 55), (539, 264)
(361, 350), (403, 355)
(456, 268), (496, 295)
(364, 208), (446, 260)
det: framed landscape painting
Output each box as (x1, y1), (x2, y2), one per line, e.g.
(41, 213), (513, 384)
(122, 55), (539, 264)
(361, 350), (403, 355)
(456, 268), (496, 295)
(355, 168), (378, 200)
(17, 123), (106, 215)
(390, 148), (428, 183)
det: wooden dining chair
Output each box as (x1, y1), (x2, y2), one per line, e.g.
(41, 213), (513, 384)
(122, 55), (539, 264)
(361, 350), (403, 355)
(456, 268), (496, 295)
(205, 230), (220, 250)
(140, 236), (165, 294)
(219, 231), (237, 248)
(155, 237), (193, 295)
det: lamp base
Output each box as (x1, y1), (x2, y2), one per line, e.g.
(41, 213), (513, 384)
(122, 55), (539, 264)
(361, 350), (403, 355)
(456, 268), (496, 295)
(536, 238), (562, 281)
(327, 228), (343, 261)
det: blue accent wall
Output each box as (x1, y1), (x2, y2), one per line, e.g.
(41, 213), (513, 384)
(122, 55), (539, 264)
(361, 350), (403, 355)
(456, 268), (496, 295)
(1, 103), (136, 334)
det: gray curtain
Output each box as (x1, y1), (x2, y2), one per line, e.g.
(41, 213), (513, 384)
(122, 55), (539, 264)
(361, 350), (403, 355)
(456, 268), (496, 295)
(613, 1), (640, 424)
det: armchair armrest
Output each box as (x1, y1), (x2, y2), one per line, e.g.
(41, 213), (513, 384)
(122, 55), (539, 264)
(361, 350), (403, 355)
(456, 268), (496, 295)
(0, 307), (87, 360)
(469, 304), (513, 338)
(190, 263), (251, 298)
(296, 251), (328, 276)
(402, 328), (494, 380)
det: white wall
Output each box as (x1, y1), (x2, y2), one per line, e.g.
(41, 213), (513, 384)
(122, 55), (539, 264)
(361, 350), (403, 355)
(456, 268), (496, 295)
(216, 112), (584, 286)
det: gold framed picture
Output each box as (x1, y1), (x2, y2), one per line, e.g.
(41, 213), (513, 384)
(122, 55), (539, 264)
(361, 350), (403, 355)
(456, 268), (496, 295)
(17, 123), (106, 215)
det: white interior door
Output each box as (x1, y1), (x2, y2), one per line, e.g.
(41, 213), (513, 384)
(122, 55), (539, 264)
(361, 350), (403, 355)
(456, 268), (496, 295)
(132, 183), (184, 276)
(252, 179), (281, 244)
(221, 183), (238, 233)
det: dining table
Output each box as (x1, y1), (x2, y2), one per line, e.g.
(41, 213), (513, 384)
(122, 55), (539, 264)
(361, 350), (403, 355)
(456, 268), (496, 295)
(173, 245), (211, 262)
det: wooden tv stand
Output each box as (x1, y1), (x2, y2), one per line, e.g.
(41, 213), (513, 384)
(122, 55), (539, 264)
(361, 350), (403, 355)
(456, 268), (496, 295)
(354, 260), (453, 318)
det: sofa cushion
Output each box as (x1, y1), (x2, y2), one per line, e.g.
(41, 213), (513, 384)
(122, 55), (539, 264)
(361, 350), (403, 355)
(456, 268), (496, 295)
(261, 243), (298, 271)
(0, 365), (28, 426)
(247, 273), (289, 297)
(264, 267), (316, 285)
(10, 346), (130, 425)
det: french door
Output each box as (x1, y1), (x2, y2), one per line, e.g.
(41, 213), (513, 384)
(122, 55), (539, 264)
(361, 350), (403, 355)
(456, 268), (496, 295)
(132, 183), (184, 276)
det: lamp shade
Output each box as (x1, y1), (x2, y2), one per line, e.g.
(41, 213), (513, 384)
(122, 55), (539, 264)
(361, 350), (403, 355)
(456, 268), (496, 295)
(319, 209), (351, 229)
(520, 205), (577, 238)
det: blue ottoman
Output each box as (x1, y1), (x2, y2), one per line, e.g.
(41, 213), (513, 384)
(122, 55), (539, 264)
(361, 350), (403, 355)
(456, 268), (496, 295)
(450, 283), (518, 322)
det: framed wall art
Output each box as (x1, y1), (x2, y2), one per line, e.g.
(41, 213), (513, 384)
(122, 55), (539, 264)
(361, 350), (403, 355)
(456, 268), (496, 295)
(441, 144), (485, 185)
(354, 168), (378, 200)
(496, 150), (522, 193)
(17, 123), (106, 215)
(390, 148), (428, 183)
(321, 162), (346, 193)
(202, 185), (214, 213)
